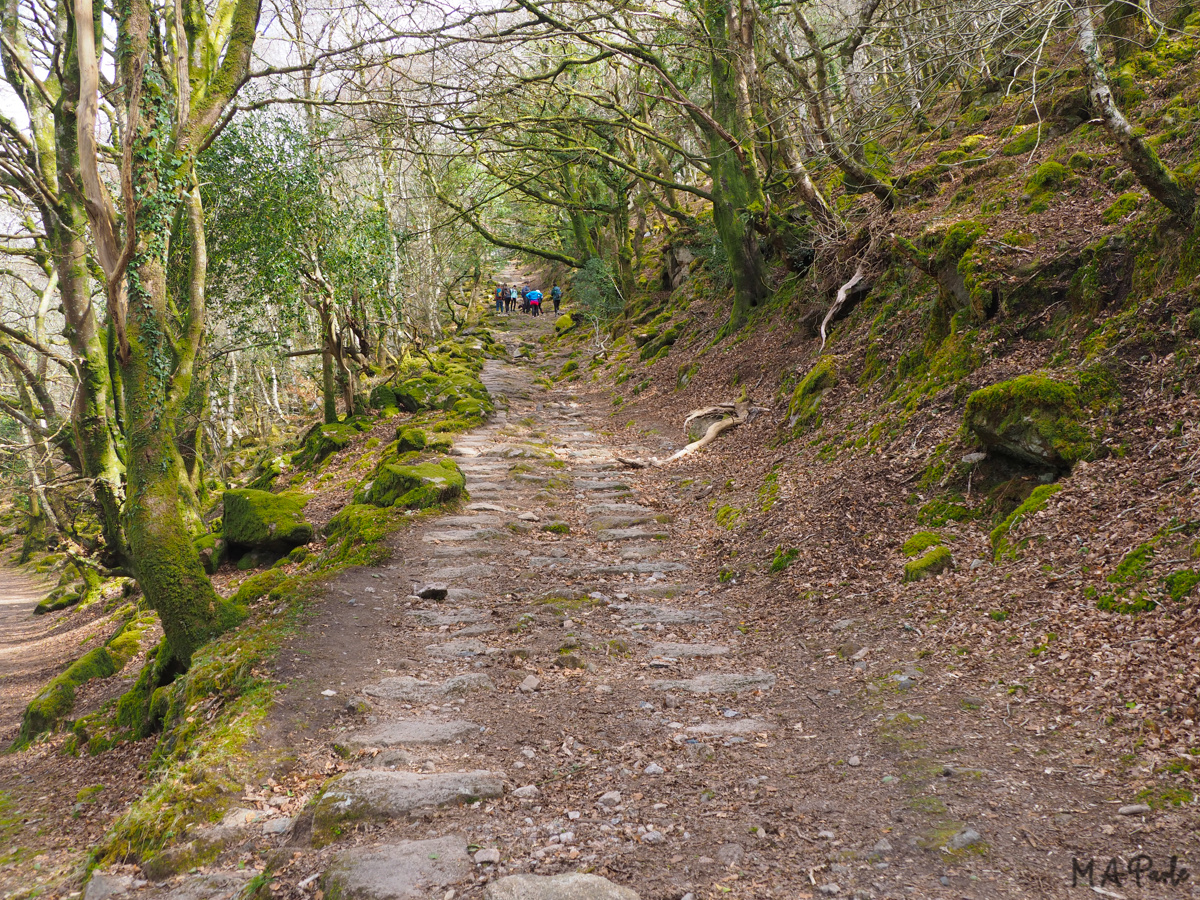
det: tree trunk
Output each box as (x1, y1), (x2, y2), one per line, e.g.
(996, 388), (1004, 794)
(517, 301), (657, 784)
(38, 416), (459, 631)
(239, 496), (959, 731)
(706, 0), (770, 332)
(1075, 2), (1196, 222)
(319, 301), (339, 424)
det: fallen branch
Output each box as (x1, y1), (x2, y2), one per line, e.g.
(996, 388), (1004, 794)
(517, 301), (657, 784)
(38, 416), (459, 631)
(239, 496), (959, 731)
(618, 402), (751, 468)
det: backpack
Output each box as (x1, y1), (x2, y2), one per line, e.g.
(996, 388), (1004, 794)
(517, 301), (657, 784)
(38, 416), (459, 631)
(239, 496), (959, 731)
(551, 286), (562, 300)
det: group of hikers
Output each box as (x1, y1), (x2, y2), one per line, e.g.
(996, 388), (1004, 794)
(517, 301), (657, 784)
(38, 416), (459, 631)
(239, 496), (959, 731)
(494, 282), (562, 318)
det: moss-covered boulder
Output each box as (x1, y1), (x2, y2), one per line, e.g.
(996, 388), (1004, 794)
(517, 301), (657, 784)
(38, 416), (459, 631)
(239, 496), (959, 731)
(193, 533), (226, 575)
(903, 546), (953, 582)
(555, 313), (575, 334)
(294, 417), (371, 469)
(369, 384), (398, 409)
(964, 375), (1100, 469)
(392, 373), (490, 414)
(222, 489), (313, 553)
(360, 459), (465, 509)
(396, 426), (428, 452)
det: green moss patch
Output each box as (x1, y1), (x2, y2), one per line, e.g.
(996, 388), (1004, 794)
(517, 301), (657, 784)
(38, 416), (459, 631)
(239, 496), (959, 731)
(1164, 569), (1200, 602)
(1102, 191), (1142, 225)
(990, 483), (1062, 560)
(16, 609), (157, 746)
(902, 532), (945, 557)
(769, 547), (799, 573)
(904, 545), (953, 582)
(788, 357), (837, 431)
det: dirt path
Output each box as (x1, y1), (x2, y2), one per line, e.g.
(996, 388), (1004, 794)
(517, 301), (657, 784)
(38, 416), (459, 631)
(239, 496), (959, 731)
(82, 310), (1198, 900)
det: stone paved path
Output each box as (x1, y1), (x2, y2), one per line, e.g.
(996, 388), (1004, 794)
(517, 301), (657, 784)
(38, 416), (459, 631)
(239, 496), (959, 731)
(101, 309), (1196, 900)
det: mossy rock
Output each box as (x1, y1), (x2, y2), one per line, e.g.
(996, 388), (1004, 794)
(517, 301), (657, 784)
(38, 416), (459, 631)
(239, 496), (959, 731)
(788, 357), (837, 430)
(555, 313), (575, 333)
(392, 373), (490, 414)
(1000, 124), (1044, 157)
(222, 489), (313, 553)
(369, 384), (398, 409)
(193, 533), (226, 575)
(395, 426), (428, 452)
(360, 458), (465, 509)
(904, 546), (953, 582)
(638, 325), (681, 361)
(1026, 161), (1070, 194)
(903, 532), (944, 557)
(963, 375), (1100, 470)
(295, 422), (360, 469)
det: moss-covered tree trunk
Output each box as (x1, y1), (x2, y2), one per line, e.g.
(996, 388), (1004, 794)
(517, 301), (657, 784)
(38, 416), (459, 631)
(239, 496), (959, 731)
(115, 21), (243, 665)
(318, 300), (339, 424)
(705, 0), (769, 332)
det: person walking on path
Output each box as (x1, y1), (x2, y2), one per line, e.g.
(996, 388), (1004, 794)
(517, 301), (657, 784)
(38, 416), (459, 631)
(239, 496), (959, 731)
(495, 284), (506, 314)
(550, 284), (562, 314)
(527, 288), (543, 317)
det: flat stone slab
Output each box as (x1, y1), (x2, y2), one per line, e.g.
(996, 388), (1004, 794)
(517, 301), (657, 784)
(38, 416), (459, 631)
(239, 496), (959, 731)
(683, 719), (776, 734)
(467, 502), (508, 512)
(574, 480), (631, 492)
(616, 603), (721, 624)
(652, 672), (776, 694)
(596, 562), (688, 574)
(597, 527), (668, 541)
(650, 642), (729, 658)
(410, 608), (485, 626)
(590, 515), (664, 530)
(139, 873), (253, 900)
(364, 674), (495, 703)
(342, 720), (479, 751)
(486, 874), (640, 900)
(316, 770), (505, 823)
(432, 547), (496, 559)
(461, 481), (506, 491)
(424, 638), (490, 658)
(439, 515), (502, 527)
(483, 444), (550, 458)
(423, 530), (503, 542)
(585, 503), (657, 515)
(323, 836), (471, 899)
(423, 564), (497, 580)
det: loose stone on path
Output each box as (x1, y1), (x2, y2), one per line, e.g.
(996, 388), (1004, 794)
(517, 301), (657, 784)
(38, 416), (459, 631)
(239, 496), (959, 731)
(314, 770), (504, 824)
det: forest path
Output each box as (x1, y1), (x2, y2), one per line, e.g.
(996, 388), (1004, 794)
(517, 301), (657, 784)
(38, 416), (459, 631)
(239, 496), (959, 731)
(106, 308), (1195, 900)
(0, 563), (54, 729)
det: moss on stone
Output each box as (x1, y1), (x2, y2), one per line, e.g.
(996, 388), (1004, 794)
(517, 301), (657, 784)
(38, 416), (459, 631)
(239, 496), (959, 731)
(368, 384), (397, 409)
(788, 356), (837, 430)
(1001, 124), (1044, 157)
(223, 489), (313, 553)
(990, 483), (1063, 560)
(232, 569), (289, 606)
(395, 426), (428, 452)
(964, 375), (1101, 469)
(193, 533), (225, 575)
(903, 532), (945, 557)
(359, 458), (465, 509)
(918, 497), (977, 526)
(541, 522), (570, 534)
(903, 546), (952, 581)
(638, 325), (681, 361)
(555, 313), (575, 333)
